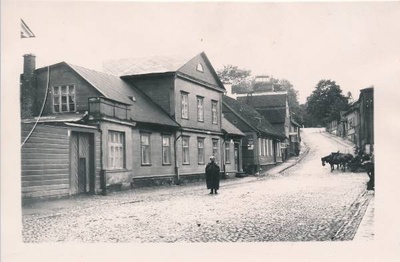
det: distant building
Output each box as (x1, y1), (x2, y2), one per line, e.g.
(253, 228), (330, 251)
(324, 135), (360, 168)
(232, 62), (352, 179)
(222, 95), (286, 174)
(236, 91), (293, 160)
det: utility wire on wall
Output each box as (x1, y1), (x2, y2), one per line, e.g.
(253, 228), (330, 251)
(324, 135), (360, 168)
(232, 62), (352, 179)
(21, 66), (50, 147)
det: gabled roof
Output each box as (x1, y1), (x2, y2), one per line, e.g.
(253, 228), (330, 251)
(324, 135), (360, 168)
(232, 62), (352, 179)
(291, 118), (301, 128)
(222, 95), (286, 139)
(237, 92), (287, 108)
(102, 54), (193, 76)
(102, 52), (225, 91)
(222, 117), (245, 137)
(65, 63), (179, 127)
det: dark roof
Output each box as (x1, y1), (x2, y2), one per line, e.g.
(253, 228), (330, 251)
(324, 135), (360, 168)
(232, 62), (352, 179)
(343, 101), (360, 116)
(258, 108), (286, 124)
(222, 117), (245, 137)
(67, 63), (179, 127)
(222, 96), (286, 139)
(237, 92), (287, 108)
(291, 118), (301, 127)
(21, 113), (86, 123)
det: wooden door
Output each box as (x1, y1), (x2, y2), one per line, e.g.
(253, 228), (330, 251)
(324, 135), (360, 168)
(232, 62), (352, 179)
(70, 132), (94, 194)
(234, 143), (239, 171)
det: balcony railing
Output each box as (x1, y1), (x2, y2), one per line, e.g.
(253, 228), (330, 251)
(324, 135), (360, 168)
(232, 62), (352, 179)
(88, 97), (129, 120)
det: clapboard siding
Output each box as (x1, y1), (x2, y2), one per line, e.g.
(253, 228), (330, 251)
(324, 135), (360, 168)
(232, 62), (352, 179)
(21, 153), (69, 159)
(22, 174), (69, 181)
(22, 189), (70, 199)
(21, 123), (70, 199)
(22, 184), (69, 193)
(22, 179), (69, 187)
(21, 163), (69, 170)
(22, 158), (70, 165)
(22, 169), (69, 175)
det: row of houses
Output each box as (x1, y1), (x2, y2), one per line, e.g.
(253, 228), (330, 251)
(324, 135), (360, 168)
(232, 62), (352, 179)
(326, 87), (374, 155)
(20, 52), (300, 201)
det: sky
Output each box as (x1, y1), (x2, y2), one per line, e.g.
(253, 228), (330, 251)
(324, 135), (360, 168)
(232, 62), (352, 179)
(8, 1), (400, 103)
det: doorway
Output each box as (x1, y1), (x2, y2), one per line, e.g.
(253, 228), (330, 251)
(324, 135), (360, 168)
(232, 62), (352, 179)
(70, 132), (95, 194)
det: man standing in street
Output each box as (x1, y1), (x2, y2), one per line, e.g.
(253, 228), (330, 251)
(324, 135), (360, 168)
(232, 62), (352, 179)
(205, 156), (220, 194)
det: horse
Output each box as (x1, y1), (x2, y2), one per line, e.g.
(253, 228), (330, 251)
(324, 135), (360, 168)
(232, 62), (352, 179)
(321, 152), (354, 172)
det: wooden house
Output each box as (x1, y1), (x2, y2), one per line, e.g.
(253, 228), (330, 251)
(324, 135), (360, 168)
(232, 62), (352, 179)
(358, 87), (374, 154)
(289, 118), (301, 156)
(20, 52), (241, 201)
(236, 92), (292, 159)
(343, 102), (360, 145)
(222, 95), (286, 174)
(103, 52), (229, 182)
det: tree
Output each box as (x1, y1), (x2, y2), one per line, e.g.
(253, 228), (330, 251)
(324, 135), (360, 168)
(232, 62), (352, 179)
(305, 80), (350, 127)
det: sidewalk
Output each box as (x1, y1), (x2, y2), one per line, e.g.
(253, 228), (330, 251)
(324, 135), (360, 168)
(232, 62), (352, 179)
(353, 191), (375, 240)
(320, 131), (355, 149)
(321, 130), (374, 241)
(261, 141), (310, 176)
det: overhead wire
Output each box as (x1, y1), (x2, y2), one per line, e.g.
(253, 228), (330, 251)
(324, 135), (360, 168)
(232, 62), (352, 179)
(21, 66), (50, 147)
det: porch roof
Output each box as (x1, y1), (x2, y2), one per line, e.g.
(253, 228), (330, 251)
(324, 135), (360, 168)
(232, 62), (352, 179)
(222, 117), (245, 137)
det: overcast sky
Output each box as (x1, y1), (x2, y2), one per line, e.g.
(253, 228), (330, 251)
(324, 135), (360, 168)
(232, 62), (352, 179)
(13, 1), (400, 103)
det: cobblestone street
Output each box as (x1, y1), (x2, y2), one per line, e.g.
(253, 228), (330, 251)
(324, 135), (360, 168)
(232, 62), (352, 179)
(22, 128), (373, 243)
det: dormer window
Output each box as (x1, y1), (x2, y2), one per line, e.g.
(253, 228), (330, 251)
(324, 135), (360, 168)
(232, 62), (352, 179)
(53, 85), (76, 113)
(196, 63), (204, 72)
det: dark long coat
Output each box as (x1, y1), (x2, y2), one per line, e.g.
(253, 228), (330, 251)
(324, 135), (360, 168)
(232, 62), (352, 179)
(205, 162), (220, 190)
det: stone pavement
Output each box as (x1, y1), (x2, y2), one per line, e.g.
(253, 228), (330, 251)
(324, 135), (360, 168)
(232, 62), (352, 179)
(21, 129), (374, 243)
(320, 130), (374, 241)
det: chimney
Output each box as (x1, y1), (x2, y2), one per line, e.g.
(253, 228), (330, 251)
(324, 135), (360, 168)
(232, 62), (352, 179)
(23, 54), (36, 76)
(21, 54), (37, 118)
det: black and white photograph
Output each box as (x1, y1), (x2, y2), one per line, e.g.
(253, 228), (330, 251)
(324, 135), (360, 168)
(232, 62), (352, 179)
(2, 1), (400, 261)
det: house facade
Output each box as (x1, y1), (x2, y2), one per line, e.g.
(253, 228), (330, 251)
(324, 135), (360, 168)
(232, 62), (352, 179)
(358, 87), (374, 154)
(289, 118), (301, 156)
(236, 92), (291, 159)
(222, 95), (286, 174)
(343, 102), (360, 146)
(20, 52), (242, 201)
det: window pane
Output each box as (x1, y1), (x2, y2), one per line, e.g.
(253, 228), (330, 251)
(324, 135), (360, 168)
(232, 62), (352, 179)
(61, 85), (68, 94)
(163, 136), (169, 146)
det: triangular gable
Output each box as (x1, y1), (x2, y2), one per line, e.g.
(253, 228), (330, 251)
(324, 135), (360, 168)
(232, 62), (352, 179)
(177, 52), (225, 91)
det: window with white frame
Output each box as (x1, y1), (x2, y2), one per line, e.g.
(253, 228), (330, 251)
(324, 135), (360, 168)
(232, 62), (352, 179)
(182, 136), (190, 164)
(197, 96), (204, 122)
(277, 142), (282, 157)
(108, 131), (125, 169)
(162, 135), (171, 165)
(141, 133), (151, 165)
(53, 85), (76, 113)
(268, 140), (273, 156)
(212, 139), (219, 162)
(225, 142), (231, 163)
(211, 100), (218, 124)
(197, 138), (205, 164)
(181, 92), (189, 119)
(258, 138), (262, 156)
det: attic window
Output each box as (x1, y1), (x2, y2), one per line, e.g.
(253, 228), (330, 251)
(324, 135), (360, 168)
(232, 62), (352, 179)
(129, 96), (136, 102)
(196, 63), (204, 72)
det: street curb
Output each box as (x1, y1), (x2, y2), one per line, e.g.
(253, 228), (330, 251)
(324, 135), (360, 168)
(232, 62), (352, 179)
(320, 132), (355, 149)
(278, 144), (311, 174)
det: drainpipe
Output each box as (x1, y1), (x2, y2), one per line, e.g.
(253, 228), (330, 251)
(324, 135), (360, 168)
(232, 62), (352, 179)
(174, 129), (182, 184)
(222, 133), (228, 179)
(96, 122), (106, 195)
